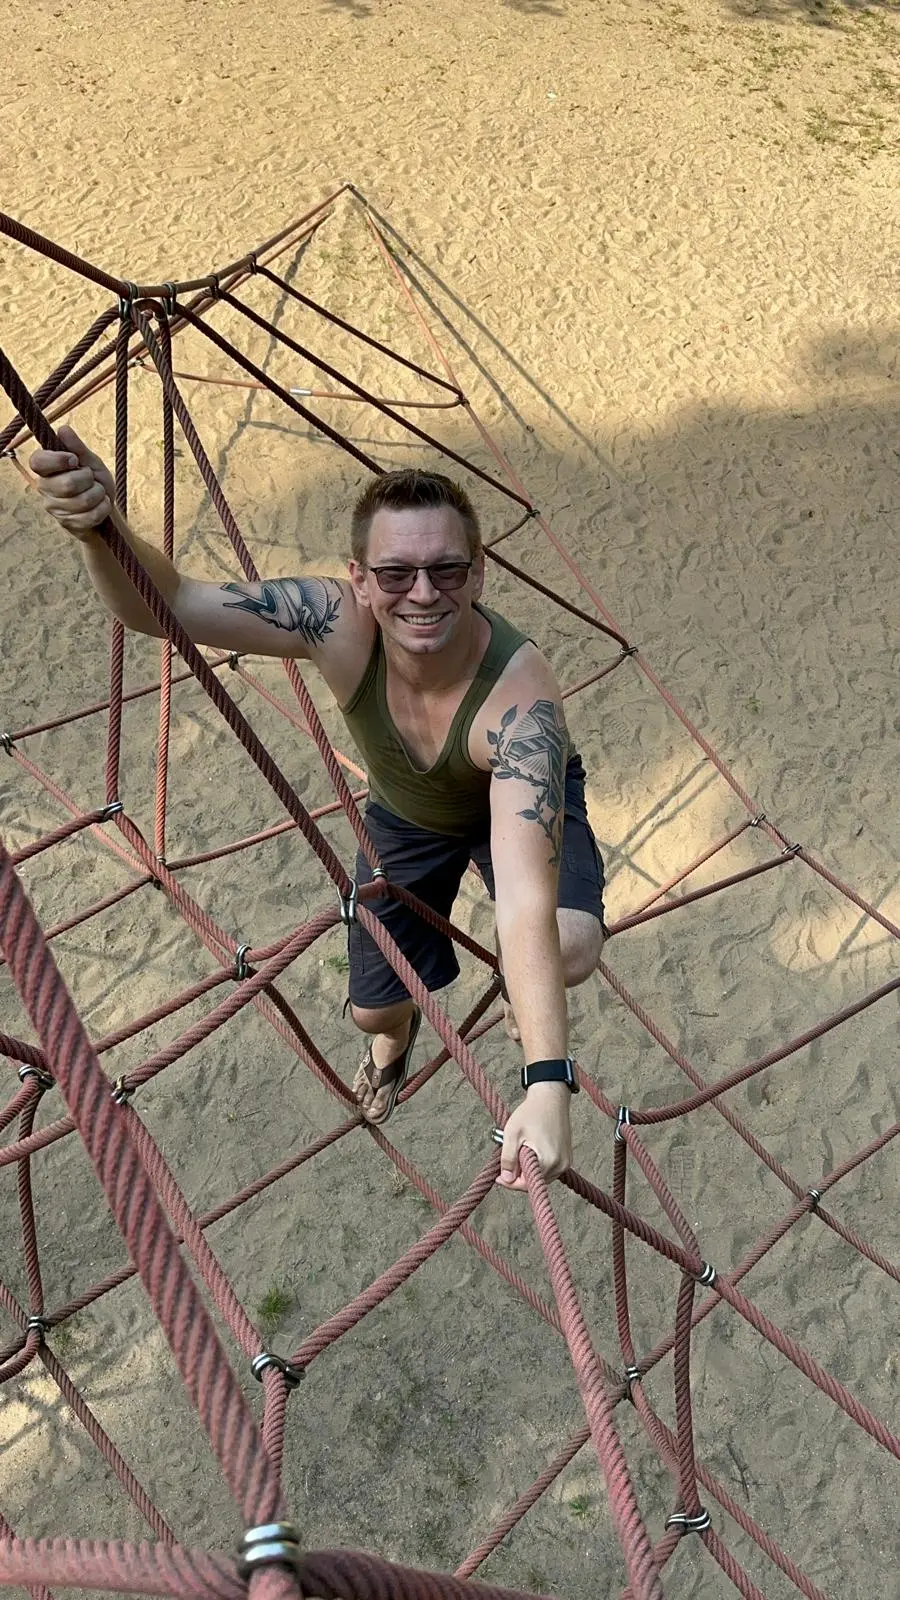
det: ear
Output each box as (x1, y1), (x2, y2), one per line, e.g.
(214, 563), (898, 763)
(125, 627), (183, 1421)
(471, 549), (486, 600)
(347, 558), (372, 610)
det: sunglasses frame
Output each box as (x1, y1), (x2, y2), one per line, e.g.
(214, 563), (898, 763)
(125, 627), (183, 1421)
(365, 561), (474, 595)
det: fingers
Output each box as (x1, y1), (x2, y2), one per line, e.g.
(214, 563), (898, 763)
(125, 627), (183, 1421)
(55, 424), (103, 467)
(496, 1128), (522, 1189)
(41, 479), (111, 526)
(496, 1134), (566, 1192)
(35, 465), (100, 498)
(29, 448), (82, 479)
(29, 424), (115, 537)
(30, 426), (116, 498)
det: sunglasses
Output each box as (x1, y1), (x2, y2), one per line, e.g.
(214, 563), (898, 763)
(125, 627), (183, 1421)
(365, 561), (474, 595)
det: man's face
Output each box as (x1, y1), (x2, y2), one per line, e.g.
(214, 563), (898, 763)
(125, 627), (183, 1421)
(349, 505), (485, 655)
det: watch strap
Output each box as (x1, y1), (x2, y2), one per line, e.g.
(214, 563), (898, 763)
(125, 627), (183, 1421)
(520, 1057), (579, 1094)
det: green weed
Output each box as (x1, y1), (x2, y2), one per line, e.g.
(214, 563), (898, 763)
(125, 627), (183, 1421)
(256, 1280), (293, 1334)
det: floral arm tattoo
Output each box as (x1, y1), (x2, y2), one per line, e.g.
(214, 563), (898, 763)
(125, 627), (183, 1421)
(487, 698), (568, 868)
(220, 576), (342, 645)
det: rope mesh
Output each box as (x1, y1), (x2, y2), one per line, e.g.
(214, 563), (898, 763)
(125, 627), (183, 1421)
(0, 190), (897, 1600)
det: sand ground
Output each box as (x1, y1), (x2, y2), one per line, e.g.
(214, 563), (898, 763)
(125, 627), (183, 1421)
(1, 2), (899, 1597)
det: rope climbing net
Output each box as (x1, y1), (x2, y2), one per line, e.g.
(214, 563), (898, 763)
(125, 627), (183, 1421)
(0, 185), (897, 1600)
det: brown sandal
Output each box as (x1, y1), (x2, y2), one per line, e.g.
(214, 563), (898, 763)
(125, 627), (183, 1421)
(353, 1006), (422, 1125)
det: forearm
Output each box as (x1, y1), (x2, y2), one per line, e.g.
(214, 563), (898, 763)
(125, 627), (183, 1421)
(496, 899), (568, 1064)
(80, 509), (179, 637)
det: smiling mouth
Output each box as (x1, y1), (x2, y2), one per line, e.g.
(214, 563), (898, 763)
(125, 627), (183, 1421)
(397, 612), (448, 626)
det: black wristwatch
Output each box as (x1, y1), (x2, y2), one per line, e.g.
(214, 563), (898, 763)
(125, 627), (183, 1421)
(521, 1057), (579, 1094)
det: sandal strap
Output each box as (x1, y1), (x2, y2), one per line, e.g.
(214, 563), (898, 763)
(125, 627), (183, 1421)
(360, 1006), (422, 1092)
(363, 1050), (407, 1092)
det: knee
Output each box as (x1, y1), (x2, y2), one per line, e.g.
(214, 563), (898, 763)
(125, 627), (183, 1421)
(349, 999), (414, 1035)
(560, 918), (605, 989)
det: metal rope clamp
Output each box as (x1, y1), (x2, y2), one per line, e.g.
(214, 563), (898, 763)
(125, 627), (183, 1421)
(0, 733), (13, 755)
(111, 1075), (135, 1106)
(623, 1363), (641, 1403)
(251, 1351), (304, 1389)
(18, 1064), (54, 1091)
(234, 944), (252, 981)
(339, 880), (359, 925)
(237, 1521), (303, 1581)
(117, 282), (139, 324)
(665, 1507), (711, 1534)
(26, 1314), (49, 1342)
(614, 1105), (632, 1144)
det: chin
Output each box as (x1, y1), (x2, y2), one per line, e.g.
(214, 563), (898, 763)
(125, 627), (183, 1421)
(396, 629), (453, 654)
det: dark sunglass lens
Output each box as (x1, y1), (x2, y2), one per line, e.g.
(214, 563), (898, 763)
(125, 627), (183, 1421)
(429, 564), (471, 590)
(376, 567), (417, 593)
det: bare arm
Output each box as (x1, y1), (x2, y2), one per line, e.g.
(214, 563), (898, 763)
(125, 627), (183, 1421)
(486, 690), (573, 1189)
(29, 426), (351, 662)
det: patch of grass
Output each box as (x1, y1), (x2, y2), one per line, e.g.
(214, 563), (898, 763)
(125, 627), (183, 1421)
(449, 1463), (477, 1492)
(256, 1280), (294, 1335)
(746, 694), (762, 715)
(805, 99), (892, 157)
(807, 105), (840, 143)
(522, 1568), (550, 1595)
(387, 1166), (407, 1198)
(567, 1492), (593, 1519)
(50, 1321), (76, 1357)
(416, 1524), (452, 1567)
(324, 952), (350, 973)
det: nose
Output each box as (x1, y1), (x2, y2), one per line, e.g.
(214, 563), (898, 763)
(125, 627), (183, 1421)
(407, 568), (441, 604)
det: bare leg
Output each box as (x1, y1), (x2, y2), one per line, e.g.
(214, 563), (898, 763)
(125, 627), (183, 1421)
(349, 998), (416, 1121)
(498, 909), (604, 1044)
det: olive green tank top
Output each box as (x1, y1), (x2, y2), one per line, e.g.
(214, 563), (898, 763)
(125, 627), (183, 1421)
(341, 604), (529, 836)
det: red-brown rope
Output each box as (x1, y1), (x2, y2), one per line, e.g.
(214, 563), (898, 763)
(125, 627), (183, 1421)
(2, 193), (898, 1600)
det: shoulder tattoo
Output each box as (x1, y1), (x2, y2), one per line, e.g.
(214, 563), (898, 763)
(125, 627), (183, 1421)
(487, 697), (567, 867)
(220, 576), (342, 645)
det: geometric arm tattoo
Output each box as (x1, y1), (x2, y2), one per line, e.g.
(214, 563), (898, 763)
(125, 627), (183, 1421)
(487, 698), (568, 868)
(220, 576), (342, 645)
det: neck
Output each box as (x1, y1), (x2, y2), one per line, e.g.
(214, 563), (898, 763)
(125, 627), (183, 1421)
(381, 605), (487, 692)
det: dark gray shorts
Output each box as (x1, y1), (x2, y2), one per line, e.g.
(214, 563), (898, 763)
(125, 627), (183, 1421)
(347, 753), (606, 1010)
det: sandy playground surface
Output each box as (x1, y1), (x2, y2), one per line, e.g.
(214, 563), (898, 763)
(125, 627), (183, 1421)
(1, 1), (899, 1597)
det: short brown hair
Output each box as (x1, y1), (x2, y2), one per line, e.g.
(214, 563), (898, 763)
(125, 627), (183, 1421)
(350, 469), (481, 562)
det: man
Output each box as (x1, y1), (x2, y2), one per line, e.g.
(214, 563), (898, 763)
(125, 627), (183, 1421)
(30, 427), (607, 1190)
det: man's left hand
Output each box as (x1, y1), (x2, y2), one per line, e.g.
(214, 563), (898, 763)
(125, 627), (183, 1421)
(496, 1082), (573, 1192)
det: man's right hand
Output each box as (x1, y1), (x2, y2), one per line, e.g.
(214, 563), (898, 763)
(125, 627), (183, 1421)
(30, 425), (116, 541)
